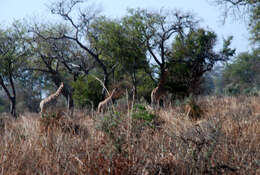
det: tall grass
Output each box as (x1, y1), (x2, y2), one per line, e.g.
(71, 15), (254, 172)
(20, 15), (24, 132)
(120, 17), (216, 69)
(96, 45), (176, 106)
(0, 95), (260, 174)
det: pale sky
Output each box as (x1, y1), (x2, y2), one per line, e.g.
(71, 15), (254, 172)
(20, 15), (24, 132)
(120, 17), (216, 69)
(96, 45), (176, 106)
(0, 0), (250, 53)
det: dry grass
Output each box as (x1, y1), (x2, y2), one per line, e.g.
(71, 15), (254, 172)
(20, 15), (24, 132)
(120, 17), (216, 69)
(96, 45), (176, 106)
(0, 95), (260, 174)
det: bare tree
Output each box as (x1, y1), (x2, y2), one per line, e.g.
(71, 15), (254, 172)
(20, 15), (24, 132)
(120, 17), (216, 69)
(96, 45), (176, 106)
(208, 0), (258, 22)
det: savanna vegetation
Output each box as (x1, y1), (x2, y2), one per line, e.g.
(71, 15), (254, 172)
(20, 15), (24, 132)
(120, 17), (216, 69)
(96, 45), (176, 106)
(0, 0), (259, 174)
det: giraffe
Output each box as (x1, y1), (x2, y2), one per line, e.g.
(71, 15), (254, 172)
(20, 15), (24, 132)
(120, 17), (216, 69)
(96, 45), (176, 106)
(151, 69), (169, 107)
(97, 88), (117, 113)
(40, 82), (64, 117)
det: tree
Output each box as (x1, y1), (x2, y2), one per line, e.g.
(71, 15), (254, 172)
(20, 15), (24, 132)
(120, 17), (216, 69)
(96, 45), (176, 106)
(29, 23), (96, 112)
(249, 2), (259, 46)
(167, 28), (235, 95)
(209, 0), (259, 46)
(125, 8), (198, 78)
(210, 0), (258, 19)
(17, 70), (42, 112)
(0, 23), (29, 117)
(34, 0), (115, 97)
(89, 17), (149, 97)
(219, 49), (260, 95)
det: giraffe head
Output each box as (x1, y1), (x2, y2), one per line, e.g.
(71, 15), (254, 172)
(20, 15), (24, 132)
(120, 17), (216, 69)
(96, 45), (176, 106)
(56, 82), (64, 95)
(58, 82), (64, 91)
(111, 88), (118, 95)
(160, 68), (169, 82)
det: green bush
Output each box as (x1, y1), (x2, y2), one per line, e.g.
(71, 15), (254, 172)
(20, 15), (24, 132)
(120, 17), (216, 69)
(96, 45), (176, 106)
(132, 104), (156, 122)
(223, 83), (240, 96)
(96, 112), (126, 153)
(219, 50), (260, 96)
(136, 70), (155, 102)
(72, 76), (103, 108)
(243, 87), (259, 96)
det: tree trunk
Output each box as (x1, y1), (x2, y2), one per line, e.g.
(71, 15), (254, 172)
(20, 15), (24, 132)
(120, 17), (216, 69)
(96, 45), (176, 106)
(0, 76), (17, 118)
(67, 93), (74, 116)
(67, 94), (74, 110)
(10, 97), (17, 118)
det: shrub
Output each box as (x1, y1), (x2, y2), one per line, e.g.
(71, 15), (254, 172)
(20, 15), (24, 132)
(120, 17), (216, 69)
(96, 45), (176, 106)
(72, 76), (102, 108)
(132, 104), (156, 122)
(184, 96), (203, 120)
(96, 112), (126, 153)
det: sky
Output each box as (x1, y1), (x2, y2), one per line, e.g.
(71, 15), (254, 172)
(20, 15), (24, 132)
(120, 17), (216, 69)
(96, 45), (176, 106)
(0, 0), (250, 53)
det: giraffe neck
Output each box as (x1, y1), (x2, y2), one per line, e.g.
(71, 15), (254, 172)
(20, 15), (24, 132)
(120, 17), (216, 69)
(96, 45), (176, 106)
(158, 79), (165, 88)
(44, 83), (64, 103)
(105, 89), (116, 102)
(54, 84), (63, 96)
(157, 70), (168, 90)
(109, 90), (115, 100)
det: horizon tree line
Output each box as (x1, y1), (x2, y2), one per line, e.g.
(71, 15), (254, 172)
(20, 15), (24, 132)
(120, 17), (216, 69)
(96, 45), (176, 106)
(2, 0), (258, 117)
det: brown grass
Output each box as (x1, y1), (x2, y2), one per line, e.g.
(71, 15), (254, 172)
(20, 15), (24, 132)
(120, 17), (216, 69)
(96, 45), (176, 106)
(0, 95), (260, 174)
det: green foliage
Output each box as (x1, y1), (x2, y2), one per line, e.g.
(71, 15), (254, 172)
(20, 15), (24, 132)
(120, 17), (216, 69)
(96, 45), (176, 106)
(132, 104), (156, 122)
(250, 3), (260, 47)
(0, 22), (29, 76)
(243, 86), (259, 96)
(17, 70), (42, 112)
(125, 8), (197, 77)
(72, 76), (102, 108)
(125, 8), (161, 40)
(223, 83), (241, 96)
(90, 16), (148, 67)
(89, 16), (150, 97)
(131, 104), (158, 133)
(90, 17), (123, 65)
(167, 28), (235, 95)
(97, 112), (125, 153)
(219, 49), (260, 95)
(98, 112), (121, 134)
(136, 70), (155, 101)
(0, 22), (30, 116)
